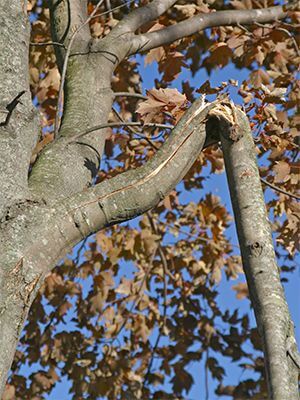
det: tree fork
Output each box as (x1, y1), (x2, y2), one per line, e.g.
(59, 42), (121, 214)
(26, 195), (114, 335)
(208, 103), (299, 399)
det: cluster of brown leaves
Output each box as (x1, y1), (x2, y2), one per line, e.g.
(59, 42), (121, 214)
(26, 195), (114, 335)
(5, 0), (299, 399)
(137, 88), (188, 123)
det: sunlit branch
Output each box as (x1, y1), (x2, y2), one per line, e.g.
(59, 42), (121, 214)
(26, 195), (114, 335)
(130, 4), (296, 54)
(217, 104), (299, 398)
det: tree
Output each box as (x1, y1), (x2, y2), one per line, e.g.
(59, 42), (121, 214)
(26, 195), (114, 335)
(0, 0), (299, 399)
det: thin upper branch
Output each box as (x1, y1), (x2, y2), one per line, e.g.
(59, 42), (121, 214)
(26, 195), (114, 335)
(260, 177), (300, 201)
(129, 4), (295, 54)
(111, 0), (178, 35)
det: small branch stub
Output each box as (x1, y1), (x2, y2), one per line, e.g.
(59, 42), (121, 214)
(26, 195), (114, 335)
(249, 241), (264, 258)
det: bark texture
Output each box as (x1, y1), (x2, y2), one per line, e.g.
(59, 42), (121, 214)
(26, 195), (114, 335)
(0, 1), (39, 218)
(211, 104), (299, 400)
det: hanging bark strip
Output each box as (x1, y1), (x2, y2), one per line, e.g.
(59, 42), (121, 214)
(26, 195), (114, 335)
(208, 103), (299, 400)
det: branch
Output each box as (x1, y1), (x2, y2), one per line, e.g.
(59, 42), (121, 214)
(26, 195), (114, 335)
(30, 1), (118, 203)
(213, 102), (299, 399)
(130, 4), (294, 54)
(0, 2), (40, 218)
(260, 177), (300, 201)
(60, 98), (215, 242)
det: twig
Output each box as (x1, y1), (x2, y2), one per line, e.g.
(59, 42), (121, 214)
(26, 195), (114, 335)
(254, 134), (300, 150)
(113, 91), (148, 100)
(260, 177), (300, 201)
(147, 212), (176, 282)
(280, 21), (300, 29)
(74, 236), (89, 266)
(65, 121), (173, 144)
(153, 216), (241, 250)
(103, 255), (155, 343)
(0, 91), (26, 127)
(30, 41), (66, 48)
(91, 0), (137, 20)
(205, 349), (209, 400)
(287, 336), (300, 370)
(112, 106), (159, 150)
(255, 21), (300, 57)
(54, 0), (105, 138)
(143, 212), (170, 385)
(276, 27), (300, 57)
(237, 23), (251, 33)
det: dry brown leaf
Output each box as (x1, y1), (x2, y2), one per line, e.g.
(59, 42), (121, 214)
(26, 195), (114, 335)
(137, 88), (187, 123)
(232, 282), (249, 299)
(273, 160), (290, 183)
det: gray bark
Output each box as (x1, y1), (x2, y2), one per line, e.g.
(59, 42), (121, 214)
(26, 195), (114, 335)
(0, 0), (298, 397)
(0, 1), (40, 218)
(212, 104), (299, 399)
